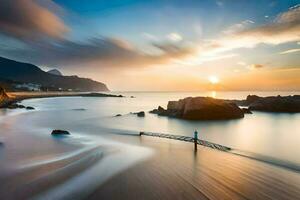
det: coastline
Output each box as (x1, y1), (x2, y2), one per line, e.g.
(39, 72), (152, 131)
(0, 91), (122, 108)
(0, 93), (300, 199)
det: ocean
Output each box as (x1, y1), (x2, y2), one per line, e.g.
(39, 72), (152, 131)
(1, 91), (299, 165)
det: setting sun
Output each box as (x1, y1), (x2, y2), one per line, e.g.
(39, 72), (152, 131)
(208, 76), (220, 84)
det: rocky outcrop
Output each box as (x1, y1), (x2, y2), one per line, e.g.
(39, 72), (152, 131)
(0, 87), (9, 107)
(150, 97), (244, 120)
(242, 108), (252, 114)
(247, 95), (300, 113)
(80, 93), (123, 97)
(51, 130), (70, 135)
(131, 111), (145, 117)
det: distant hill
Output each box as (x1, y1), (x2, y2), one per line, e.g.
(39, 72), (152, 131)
(47, 69), (63, 76)
(0, 57), (109, 92)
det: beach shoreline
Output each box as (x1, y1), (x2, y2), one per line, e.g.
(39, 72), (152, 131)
(0, 91), (123, 108)
(0, 93), (300, 199)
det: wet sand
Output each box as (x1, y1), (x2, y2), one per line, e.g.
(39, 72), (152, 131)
(1, 129), (300, 200)
(1, 96), (300, 199)
(88, 136), (300, 200)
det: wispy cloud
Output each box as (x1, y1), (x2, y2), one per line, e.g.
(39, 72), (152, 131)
(190, 6), (300, 59)
(222, 20), (255, 35)
(247, 64), (264, 70)
(1, 37), (194, 70)
(166, 33), (183, 42)
(279, 48), (300, 54)
(0, 2), (299, 72)
(0, 0), (68, 41)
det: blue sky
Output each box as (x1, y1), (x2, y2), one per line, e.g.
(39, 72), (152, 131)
(0, 0), (299, 90)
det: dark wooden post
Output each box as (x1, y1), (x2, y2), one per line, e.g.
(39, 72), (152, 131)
(194, 130), (198, 152)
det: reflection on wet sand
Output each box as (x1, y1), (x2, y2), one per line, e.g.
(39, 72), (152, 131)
(90, 136), (300, 200)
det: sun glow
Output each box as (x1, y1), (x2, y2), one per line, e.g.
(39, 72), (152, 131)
(208, 76), (219, 84)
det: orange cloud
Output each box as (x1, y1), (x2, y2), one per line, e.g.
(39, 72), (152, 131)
(0, 0), (68, 40)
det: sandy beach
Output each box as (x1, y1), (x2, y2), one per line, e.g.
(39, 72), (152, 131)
(0, 94), (300, 200)
(1, 131), (300, 200)
(88, 135), (300, 200)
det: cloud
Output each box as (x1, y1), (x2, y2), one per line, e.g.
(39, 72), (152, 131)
(248, 64), (264, 70)
(0, 3), (299, 72)
(166, 33), (182, 42)
(279, 48), (300, 54)
(195, 6), (300, 56)
(0, 0), (68, 40)
(237, 61), (247, 66)
(1, 37), (194, 69)
(142, 33), (158, 41)
(235, 6), (300, 45)
(222, 20), (255, 35)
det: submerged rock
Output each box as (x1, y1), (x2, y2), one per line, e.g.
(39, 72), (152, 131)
(51, 130), (70, 135)
(72, 108), (86, 111)
(151, 97), (244, 120)
(26, 106), (35, 110)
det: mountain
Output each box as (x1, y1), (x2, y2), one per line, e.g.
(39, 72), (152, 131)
(0, 57), (109, 92)
(47, 69), (63, 76)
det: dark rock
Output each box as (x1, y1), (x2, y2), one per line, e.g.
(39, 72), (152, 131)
(132, 111), (145, 117)
(151, 97), (244, 120)
(72, 108), (86, 111)
(51, 130), (70, 135)
(242, 108), (252, 114)
(130, 96), (135, 98)
(26, 106), (35, 110)
(80, 93), (124, 98)
(137, 111), (145, 117)
(7, 103), (25, 109)
(150, 106), (168, 115)
(246, 95), (261, 104)
(248, 95), (300, 113)
(0, 87), (13, 108)
(115, 114), (122, 117)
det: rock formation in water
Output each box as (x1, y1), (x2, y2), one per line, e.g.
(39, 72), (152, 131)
(248, 95), (300, 113)
(131, 111), (145, 117)
(80, 93), (124, 97)
(232, 95), (300, 113)
(151, 97), (244, 120)
(51, 130), (70, 135)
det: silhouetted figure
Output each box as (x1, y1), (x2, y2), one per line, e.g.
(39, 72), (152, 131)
(194, 130), (198, 152)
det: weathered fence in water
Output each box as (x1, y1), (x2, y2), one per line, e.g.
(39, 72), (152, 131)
(140, 132), (231, 152)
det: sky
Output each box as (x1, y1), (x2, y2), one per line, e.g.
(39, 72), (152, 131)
(0, 0), (299, 91)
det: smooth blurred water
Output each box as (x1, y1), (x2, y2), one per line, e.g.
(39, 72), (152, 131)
(1, 91), (300, 165)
